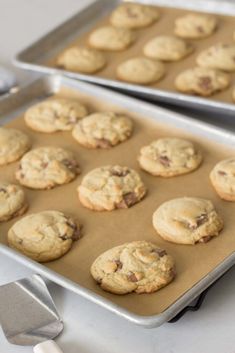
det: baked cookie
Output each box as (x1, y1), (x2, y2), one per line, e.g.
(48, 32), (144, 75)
(0, 127), (30, 166)
(72, 112), (133, 149)
(197, 43), (235, 72)
(110, 3), (160, 29)
(174, 13), (217, 39)
(153, 197), (223, 245)
(138, 138), (202, 177)
(117, 57), (165, 84)
(91, 241), (175, 294)
(8, 210), (81, 262)
(24, 98), (88, 133)
(78, 165), (146, 211)
(143, 35), (193, 62)
(0, 182), (27, 222)
(15, 147), (80, 190)
(57, 46), (106, 73)
(175, 67), (230, 96)
(89, 26), (135, 51)
(210, 158), (235, 201)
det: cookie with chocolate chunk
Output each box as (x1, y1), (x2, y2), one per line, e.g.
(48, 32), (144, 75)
(175, 67), (230, 96)
(0, 182), (27, 222)
(15, 147), (80, 190)
(91, 241), (175, 294)
(197, 43), (235, 72)
(78, 165), (146, 211)
(210, 158), (235, 201)
(152, 197), (223, 245)
(138, 137), (202, 177)
(72, 112), (133, 149)
(174, 13), (217, 39)
(8, 210), (81, 262)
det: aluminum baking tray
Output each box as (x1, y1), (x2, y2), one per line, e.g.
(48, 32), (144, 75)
(1, 75), (235, 328)
(13, 0), (235, 116)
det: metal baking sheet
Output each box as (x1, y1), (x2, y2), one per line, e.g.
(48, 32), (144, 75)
(1, 75), (235, 328)
(14, 0), (235, 116)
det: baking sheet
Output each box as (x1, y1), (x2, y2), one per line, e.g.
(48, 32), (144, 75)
(14, 0), (235, 115)
(1, 76), (235, 325)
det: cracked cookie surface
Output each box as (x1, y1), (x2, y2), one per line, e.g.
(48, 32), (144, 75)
(110, 3), (159, 29)
(153, 197), (223, 245)
(72, 111), (133, 149)
(210, 158), (235, 201)
(174, 13), (217, 39)
(197, 43), (235, 72)
(57, 46), (106, 74)
(78, 165), (146, 211)
(138, 138), (202, 177)
(175, 67), (230, 96)
(91, 241), (175, 294)
(117, 57), (165, 84)
(25, 98), (88, 133)
(89, 26), (135, 51)
(15, 146), (80, 189)
(0, 182), (27, 222)
(0, 127), (31, 166)
(8, 210), (81, 262)
(144, 35), (193, 62)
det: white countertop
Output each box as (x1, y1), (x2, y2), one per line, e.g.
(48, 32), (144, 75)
(1, 1), (235, 352)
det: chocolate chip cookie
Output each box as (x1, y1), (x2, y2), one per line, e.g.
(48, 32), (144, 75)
(117, 57), (165, 84)
(153, 197), (223, 245)
(0, 182), (27, 222)
(78, 165), (146, 211)
(138, 137), (202, 177)
(0, 127), (31, 166)
(15, 147), (80, 189)
(110, 3), (160, 29)
(25, 98), (88, 133)
(72, 111), (133, 149)
(8, 210), (81, 262)
(210, 158), (235, 201)
(91, 241), (175, 294)
(175, 67), (230, 96)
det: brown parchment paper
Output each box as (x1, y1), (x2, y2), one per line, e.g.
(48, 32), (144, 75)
(1, 86), (235, 317)
(48, 3), (235, 105)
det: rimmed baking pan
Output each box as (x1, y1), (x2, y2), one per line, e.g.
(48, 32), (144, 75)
(1, 75), (235, 328)
(13, 0), (235, 116)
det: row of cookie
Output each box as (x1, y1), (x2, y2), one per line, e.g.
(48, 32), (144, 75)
(6, 208), (175, 295)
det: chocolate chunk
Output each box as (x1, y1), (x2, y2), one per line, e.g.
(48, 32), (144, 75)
(196, 25), (204, 33)
(159, 155), (171, 167)
(198, 235), (213, 243)
(218, 170), (227, 176)
(117, 192), (138, 209)
(127, 272), (138, 282)
(198, 76), (212, 91)
(95, 138), (112, 149)
(62, 159), (80, 173)
(126, 8), (138, 18)
(153, 248), (167, 257)
(111, 168), (130, 177)
(41, 162), (48, 168)
(114, 259), (123, 271)
(0, 188), (7, 194)
(60, 223), (81, 241)
(196, 213), (208, 227)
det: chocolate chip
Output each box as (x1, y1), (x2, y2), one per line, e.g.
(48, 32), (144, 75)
(196, 213), (208, 227)
(117, 192), (138, 209)
(127, 272), (138, 282)
(95, 138), (112, 149)
(62, 159), (80, 173)
(153, 248), (167, 257)
(159, 155), (171, 167)
(114, 259), (123, 271)
(198, 76), (212, 91)
(218, 170), (227, 176)
(0, 188), (7, 194)
(198, 235), (213, 243)
(41, 162), (48, 168)
(60, 222), (81, 241)
(196, 25), (204, 33)
(111, 168), (130, 177)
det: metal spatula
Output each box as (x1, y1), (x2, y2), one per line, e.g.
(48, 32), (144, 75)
(0, 274), (64, 353)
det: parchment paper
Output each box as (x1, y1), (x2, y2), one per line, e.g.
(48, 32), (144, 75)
(0, 87), (235, 316)
(48, 4), (235, 105)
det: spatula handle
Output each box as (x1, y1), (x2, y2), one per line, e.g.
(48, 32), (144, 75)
(33, 340), (64, 353)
